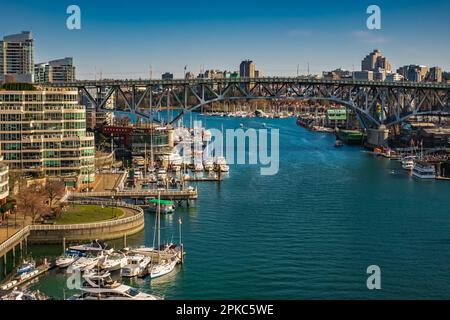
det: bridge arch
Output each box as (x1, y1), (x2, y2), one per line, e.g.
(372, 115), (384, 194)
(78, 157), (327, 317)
(170, 95), (382, 129)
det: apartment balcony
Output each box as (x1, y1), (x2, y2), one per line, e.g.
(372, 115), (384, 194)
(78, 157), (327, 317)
(0, 190), (9, 201)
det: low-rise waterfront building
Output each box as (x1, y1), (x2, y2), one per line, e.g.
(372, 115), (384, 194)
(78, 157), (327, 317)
(0, 85), (95, 188)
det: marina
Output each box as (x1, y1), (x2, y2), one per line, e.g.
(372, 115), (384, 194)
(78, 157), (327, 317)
(1, 116), (449, 300)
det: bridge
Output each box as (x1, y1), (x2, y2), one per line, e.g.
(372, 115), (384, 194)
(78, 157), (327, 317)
(45, 77), (450, 128)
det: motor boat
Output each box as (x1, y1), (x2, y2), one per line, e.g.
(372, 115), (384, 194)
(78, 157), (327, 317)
(193, 162), (204, 172)
(14, 260), (38, 281)
(203, 158), (214, 172)
(56, 251), (82, 268)
(121, 254), (151, 277)
(67, 255), (101, 274)
(1, 290), (52, 300)
(68, 271), (162, 300)
(401, 156), (415, 170)
(100, 252), (128, 272)
(69, 240), (108, 253)
(157, 169), (167, 181)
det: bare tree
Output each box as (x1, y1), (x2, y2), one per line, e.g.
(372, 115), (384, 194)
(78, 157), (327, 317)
(44, 180), (66, 208)
(15, 183), (48, 222)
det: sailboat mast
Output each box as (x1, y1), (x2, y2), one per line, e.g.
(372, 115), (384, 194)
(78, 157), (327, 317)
(157, 192), (161, 251)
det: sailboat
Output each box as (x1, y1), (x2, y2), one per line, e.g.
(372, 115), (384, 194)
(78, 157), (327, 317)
(148, 192), (179, 279)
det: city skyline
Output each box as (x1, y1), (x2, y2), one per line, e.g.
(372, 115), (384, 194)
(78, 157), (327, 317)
(1, 0), (450, 79)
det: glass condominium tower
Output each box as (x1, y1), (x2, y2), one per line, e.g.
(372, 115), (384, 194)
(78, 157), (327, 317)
(0, 88), (95, 187)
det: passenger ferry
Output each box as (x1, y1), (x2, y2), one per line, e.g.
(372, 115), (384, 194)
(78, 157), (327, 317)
(412, 162), (436, 179)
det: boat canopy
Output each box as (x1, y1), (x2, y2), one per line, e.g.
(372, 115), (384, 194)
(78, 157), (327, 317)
(148, 198), (174, 205)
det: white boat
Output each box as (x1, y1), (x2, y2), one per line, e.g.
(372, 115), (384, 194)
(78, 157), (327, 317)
(14, 260), (37, 281)
(69, 240), (108, 253)
(193, 162), (204, 172)
(203, 158), (214, 171)
(401, 157), (415, 170)
(121, 254), (151, 277)
(100, 252), (128, 272)
(67, 255), (101, 274)
(157, 169), (167, 181)
(1, 290), (51, 300)
(412, 162), (436, 179)
(68, 271), (162, 300)
(56, 253), (80, 268)
(219, 164), (230, 173)
(149, 257), (178, 279)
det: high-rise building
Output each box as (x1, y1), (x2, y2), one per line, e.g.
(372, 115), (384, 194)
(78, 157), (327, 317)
(361, 49), (392, 73)
(0, 31), (34, 83)
(162, 72), (174, 80)
(35, 57), (75, 83)
(239, 60), (255, 78)
(254, 69), (263, 78)
(0, 86), (95, 187)
(428, 67), (443, 83)
(397, 65), (429, 82)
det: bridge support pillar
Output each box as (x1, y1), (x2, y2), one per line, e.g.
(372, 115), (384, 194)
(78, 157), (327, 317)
(366, 125), (389, 148)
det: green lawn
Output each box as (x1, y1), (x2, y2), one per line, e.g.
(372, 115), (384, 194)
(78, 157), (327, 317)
(55, 205), (124, 225)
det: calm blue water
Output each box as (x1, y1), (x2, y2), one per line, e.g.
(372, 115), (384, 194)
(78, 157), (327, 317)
(28, 116), (450, 299)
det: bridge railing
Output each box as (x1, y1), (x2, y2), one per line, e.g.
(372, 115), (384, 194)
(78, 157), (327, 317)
(45, 77), (450, 90)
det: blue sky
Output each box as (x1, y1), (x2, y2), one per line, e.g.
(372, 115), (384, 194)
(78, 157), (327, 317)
(1, 0), (449, 79)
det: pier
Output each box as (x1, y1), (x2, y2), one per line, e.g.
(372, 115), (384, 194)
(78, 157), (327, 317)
(70, 189), (198, 201)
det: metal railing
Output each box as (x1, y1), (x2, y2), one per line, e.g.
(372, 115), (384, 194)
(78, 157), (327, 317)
(0, 201), (143, 252)
(0, 227), (30, 255)
(71, 189), (198, 198)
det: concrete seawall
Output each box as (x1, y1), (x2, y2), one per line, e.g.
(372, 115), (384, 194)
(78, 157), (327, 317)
(28, 201), (145, 244)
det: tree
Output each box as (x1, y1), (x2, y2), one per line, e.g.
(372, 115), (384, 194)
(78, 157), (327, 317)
(44, 180), (66, 208)
(15, 183), (48, 222)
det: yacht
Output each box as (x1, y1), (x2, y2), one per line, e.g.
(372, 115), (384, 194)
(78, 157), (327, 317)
(401, 156), (415, 170)
(149, 257), (178, 279)
(56, 252), (81, 268)
(1, 290), (51, 300)
(68, 272), (162, 300)
(203, 158), (214, 172)
(69, 240), (108, 253)
(121, 254), (151, 277)
(215, 156), (229, 172)
(412, 162), (436, 179)
(193, 162), (204, 172)
(100, 252), (128, 272)
(67, 255), (101, 274)
(157, 169), (167, 181)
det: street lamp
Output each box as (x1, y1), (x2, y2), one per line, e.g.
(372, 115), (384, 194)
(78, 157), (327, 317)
(111, 196), (114, 219)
